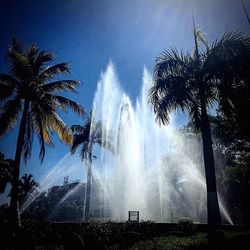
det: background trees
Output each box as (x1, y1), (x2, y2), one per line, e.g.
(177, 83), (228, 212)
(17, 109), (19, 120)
(0, 152), (13, 194)
(210, 113), (250, 225)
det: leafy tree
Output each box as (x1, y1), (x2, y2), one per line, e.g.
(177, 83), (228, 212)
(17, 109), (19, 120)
(71, 112), (112, 220)
(0, 38), (84, 227)
(149, 27), (250, 238)
(18, 174), (39, 205)
(210, 114), (250, 224)
(0, 152), (14, 193)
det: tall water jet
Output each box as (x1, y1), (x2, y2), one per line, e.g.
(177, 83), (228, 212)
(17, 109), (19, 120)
(88, 61), (232, 224)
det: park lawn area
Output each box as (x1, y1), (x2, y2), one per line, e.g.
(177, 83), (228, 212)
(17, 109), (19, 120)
(129, 233), (207, 250)
(129, 230), (250, 250)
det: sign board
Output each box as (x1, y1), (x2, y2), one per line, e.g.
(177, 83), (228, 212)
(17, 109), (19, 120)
(128, 211), (139, 222)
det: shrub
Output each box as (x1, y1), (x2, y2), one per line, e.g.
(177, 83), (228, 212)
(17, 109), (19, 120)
(177, 217), (197, 235)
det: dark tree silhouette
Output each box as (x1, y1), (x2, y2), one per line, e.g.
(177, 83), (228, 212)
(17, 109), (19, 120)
(149, 27), (250, 239)
(0, 152), (14, 193)
(18, 174), (39, 204)
(0, 38), (84, 227)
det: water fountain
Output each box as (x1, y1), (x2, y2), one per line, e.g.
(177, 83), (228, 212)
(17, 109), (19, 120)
(21, 61), (232, 224)
(89, 61), (232, 224)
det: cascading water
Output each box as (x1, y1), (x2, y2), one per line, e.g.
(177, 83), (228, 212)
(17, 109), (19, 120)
(89, 61), (232, 223)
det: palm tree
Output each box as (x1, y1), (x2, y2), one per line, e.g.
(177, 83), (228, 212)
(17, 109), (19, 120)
(71, 112), (112, 220)
(0, 38), (84, 227)
(18, 174), (39, 205)
(149, 27), (250, 238)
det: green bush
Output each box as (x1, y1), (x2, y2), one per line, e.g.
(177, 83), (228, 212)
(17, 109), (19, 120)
(177, 217), (197, 235)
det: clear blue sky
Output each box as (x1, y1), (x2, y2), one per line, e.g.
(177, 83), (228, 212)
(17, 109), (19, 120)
(0, 0), (249, 201)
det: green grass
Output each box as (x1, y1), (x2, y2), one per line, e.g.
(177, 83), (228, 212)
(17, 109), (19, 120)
(129, 230), (250, 250)
(129, 233), (207, 250)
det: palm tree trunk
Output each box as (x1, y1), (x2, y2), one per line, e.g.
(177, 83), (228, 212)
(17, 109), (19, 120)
(200, 97), (221, 236)
(9, 101), (29, 228)
(84, 159), (92, 221)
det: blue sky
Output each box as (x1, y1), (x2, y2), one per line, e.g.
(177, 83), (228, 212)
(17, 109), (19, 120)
(0, 0), (249, 202)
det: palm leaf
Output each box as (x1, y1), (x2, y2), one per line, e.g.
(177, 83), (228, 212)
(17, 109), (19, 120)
(22, 111), (34, 164)
(71, 124), (87, 134)
(46, 112), (73, 144)
(0, 83), (14, 100)
(51, 95), (84, 115)
(0, 73), (19, 86)
(33, 50), (55, 75)
(80, 142), (91, 161)
(33, 114), (46, 162)
(42, 80), (80, 93)
(7, 48), (31, 80)
(27, 44), (39, 64)
(8, 37), (24, 54)
(149, 49), (193, 125)
(0, 97), (21, 137)
(71, 133), (87, 155)
(38, 63), (70, 82)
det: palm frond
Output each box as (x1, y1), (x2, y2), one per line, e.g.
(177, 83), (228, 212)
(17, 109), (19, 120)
(0, 97), (21, 137)
(71, 125), (86, 134)
(212, 30), (249, 48)
(33, 114), (46, 162)
(31, 103), (54, 161)
(33, 50), (55, 75)
(80, 142), (91, 162)
(196, 28), (209, 51)
(149, 92), (172, 125)
(0, 73), (19, 86)
(0, 83), (14, 100)
(188, 98), (202, 130)
(204, 30), (250, 114)
(51, 95), (84, 115)
(46, 112), (73, 144)
(206, 31), (250, 76)
(42, 80), (80, 93)
(22, 111), (34, 164)
(27, 44), (39, 64)
(7, 42), (32, 80)
(149, 49), (193, 125)
(38, 63), (70, 82)
(71, 133), (87, 155)
(8, 37), (24, 54)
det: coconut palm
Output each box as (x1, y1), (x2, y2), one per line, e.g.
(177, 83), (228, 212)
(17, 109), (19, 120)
(0, 38), (84, 227)
(149, 27), (250, 237)
(71, 112), (112, 220)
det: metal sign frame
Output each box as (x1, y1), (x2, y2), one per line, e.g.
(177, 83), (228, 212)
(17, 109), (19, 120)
(128, 211), (139, 222)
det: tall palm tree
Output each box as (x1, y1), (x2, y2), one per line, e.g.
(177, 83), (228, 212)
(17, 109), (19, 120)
(149, 28), (250, 237)
(0, 38), (84, 227)
(71, 112), (112, 220)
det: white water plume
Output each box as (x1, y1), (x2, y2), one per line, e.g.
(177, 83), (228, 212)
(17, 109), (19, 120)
(20, 153), (83, 214)
(88, 61), (232, 224)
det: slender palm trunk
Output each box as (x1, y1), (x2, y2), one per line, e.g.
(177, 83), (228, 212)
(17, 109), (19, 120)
(200, 97), (221, 236)
(9, 101), (29, 228)
(84, 159), (92, 221)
